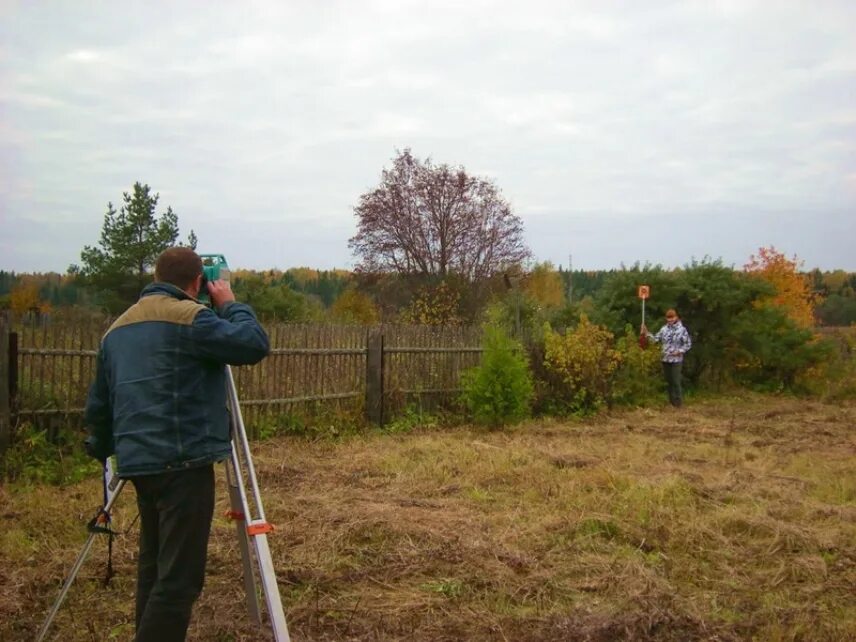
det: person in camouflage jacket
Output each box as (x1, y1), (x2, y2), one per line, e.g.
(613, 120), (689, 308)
(641, 308), (692, 407)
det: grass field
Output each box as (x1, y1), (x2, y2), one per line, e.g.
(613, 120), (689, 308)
(2, 394), (854, 641)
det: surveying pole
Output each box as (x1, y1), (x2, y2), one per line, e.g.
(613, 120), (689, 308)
(638, 284), (649, 325)
(637, 285), (650, 349)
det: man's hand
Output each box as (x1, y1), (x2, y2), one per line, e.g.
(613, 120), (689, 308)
(207, 279), (236, 309)
(84, 435), (111, 464)
(640, 323), (648, 334)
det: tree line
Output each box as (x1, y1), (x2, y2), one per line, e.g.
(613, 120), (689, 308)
(3, 261), (853, 328)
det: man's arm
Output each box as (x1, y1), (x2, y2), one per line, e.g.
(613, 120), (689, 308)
(190, 280), (270, 365)
(84, 349), (114, 462)
(641, 324), (662, 342)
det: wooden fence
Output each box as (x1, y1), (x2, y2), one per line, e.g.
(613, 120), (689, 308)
(0, 314), (482, 447)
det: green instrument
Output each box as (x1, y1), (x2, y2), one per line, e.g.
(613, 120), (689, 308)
(199, 254), (231, 304)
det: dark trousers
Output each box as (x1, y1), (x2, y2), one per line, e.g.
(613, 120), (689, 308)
(130, 464), (215, 642)
(662, 361), (683, 407)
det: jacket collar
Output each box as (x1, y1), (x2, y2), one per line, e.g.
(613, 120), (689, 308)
(141, 282), (199, 302)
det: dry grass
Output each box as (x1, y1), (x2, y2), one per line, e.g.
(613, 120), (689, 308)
(2, 394), (855, 641)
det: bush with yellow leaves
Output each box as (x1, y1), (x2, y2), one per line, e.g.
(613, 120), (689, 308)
(401, 281), (461, 326)
(541, 315), (622, 414)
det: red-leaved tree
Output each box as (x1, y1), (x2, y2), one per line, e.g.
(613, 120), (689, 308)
(349, 150), (529, 282)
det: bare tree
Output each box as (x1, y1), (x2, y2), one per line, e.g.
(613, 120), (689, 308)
(349, 150), (529, 281)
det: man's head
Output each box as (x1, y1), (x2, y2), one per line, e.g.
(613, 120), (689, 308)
(665, 308), (679, 324)
(155, 247), (203, 297)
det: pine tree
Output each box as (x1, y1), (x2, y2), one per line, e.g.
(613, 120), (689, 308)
(75, 182), (195, 312)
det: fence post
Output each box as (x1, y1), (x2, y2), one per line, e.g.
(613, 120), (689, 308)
(0, 317), (10, 456)
(365, 328), (384, 427)
(8, 331), (17, 422)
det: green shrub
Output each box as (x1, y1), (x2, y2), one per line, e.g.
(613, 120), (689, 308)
(461, 324), (533, 428)
(487, 294), (542, 339)
(251, 403), (366, 439)
(2, 423), (99, 485)
(384, 403), (440, 434)
(592, 264), (681, 336)
(672, 261), (773, 387)
(794, 327), (856, 400)
(612, 324), (664, 406)
(816, 294), (856, 327)
(540, 316), (621, 415)
(728, 305), (834, 390)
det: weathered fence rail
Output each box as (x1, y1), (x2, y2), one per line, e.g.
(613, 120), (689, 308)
(1, 316), (483, 449)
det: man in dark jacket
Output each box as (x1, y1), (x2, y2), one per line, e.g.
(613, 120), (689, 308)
(84, 247), (269, 642)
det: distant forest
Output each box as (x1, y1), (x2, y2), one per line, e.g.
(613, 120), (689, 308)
(1, 265), (854, 327)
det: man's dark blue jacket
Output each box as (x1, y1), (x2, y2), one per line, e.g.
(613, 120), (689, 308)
(85, 283), (269, 477)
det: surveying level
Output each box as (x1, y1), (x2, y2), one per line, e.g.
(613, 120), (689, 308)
(198, 253), (231, 305)
(36, 366), (291, 642)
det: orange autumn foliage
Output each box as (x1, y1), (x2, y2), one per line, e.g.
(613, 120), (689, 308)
(9, 283), (52, 314)
(744, 246), (818, 328)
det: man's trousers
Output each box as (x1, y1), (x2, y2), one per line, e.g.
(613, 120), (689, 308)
(130, 464), (215, 642)
(662, 361), (684, 407)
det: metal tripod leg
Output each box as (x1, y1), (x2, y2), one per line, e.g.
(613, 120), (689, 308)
(225, 457), (263, 626)
(226, 366), (291, 642)
(35, 479), (127, 642)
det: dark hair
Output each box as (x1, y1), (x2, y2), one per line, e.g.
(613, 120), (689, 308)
(155, 247), (202, 290)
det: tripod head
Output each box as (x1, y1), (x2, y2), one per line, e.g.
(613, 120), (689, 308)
(198, 254), (231, 305)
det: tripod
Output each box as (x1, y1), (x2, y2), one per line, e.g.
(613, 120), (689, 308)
(36, 367), (291, 642)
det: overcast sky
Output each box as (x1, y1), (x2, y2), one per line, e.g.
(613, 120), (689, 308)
(1, 0), (854, 274)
